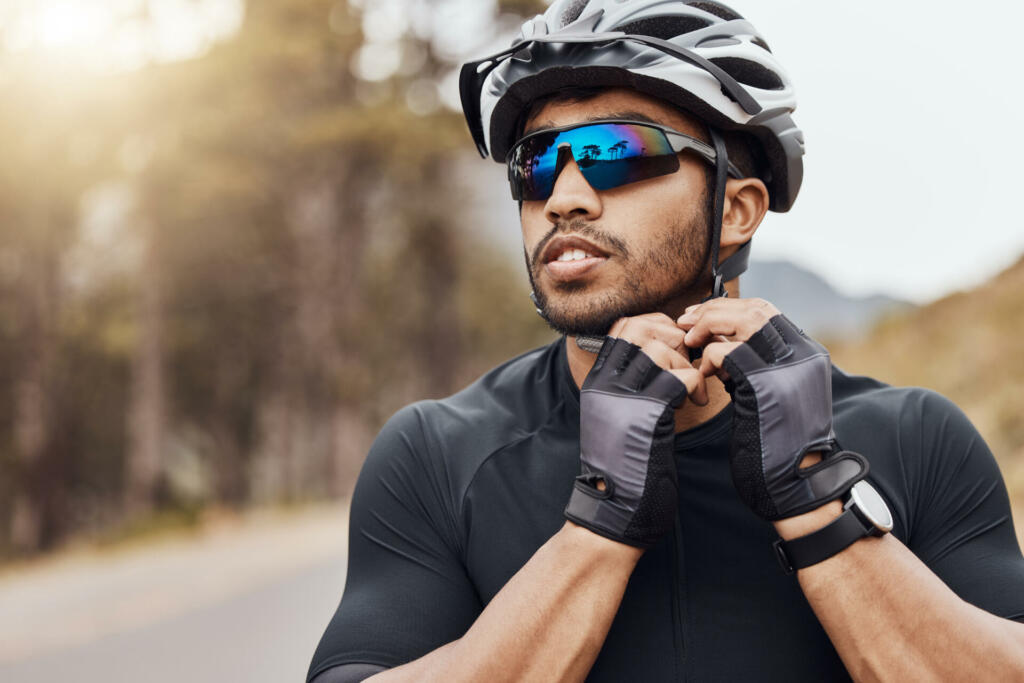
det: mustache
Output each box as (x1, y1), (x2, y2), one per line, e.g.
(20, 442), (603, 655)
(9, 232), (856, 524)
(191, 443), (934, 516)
(529, 219), (629, 270)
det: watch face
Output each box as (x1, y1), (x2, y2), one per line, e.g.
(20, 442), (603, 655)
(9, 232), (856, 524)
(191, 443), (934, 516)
(849, 481), (894, 532)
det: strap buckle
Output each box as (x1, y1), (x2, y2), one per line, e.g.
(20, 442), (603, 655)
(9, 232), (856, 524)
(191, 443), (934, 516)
(772, 538), (796, 575)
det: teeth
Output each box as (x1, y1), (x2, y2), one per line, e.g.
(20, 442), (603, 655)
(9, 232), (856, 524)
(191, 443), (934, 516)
(556, 248), (593, 262)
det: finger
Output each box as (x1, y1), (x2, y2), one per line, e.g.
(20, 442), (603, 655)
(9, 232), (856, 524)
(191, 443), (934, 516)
(681, 297), (781, 319)
(699, 341), (742, 381)
(610, 311), (678, 335)
(647, 369), (688, 406)
(665, 367), (708, 406)
(637, 339), (692, 372)
(678, 298), (780, 347)
(618, 345), (656, 389)
(611, 314), (687, 351)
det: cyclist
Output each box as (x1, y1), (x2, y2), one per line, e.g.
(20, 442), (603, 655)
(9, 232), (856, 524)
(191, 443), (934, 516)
(309, 1), (1024, 680)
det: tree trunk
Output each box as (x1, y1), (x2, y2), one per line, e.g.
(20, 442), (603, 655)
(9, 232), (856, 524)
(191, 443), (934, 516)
(124, 219), (165, 516)
(10, 249), (58, 552)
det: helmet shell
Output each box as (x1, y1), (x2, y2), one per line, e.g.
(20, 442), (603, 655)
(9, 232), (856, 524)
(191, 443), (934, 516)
(466, 0), (805, 211)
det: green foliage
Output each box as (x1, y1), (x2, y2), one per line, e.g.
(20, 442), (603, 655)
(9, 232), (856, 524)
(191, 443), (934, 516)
(0, 0), (548, 559)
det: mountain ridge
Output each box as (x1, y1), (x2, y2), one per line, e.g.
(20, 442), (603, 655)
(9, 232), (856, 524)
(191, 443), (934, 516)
(741, 259), (912, 338)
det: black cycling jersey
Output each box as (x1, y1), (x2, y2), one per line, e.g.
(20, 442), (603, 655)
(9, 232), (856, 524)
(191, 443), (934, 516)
(308, 337), (1024, 682)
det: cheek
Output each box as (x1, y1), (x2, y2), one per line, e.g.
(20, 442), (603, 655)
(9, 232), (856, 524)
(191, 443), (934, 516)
(520, 202), (548, 252)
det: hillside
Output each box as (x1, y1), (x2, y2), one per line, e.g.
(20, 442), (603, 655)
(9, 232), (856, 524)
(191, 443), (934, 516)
(827, 255), (1024, 504)
(743, 260), (911, 338)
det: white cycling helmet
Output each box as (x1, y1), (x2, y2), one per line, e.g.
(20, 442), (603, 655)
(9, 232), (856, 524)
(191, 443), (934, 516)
(460, 0), (804, 212)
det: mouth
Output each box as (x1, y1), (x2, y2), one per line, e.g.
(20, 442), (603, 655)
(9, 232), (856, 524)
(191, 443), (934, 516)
(540, 235), (610, 283)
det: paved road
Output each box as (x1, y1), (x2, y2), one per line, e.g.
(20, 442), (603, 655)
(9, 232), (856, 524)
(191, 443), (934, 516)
(0, 506), (349, 683)
(2, 501), (1020, 683)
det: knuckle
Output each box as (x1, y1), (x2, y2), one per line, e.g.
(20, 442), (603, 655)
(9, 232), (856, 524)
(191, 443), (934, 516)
(642, 338), (668, 353)
(616, 319), (645, 343)
(749, 307), (769, 323)
(648, 312), (675, 325)
(754, 298), (779, 315)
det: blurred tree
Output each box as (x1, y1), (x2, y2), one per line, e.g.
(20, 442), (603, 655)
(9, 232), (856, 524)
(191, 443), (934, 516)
(0, 0), (552, 559)
(498, 0), (549, 14)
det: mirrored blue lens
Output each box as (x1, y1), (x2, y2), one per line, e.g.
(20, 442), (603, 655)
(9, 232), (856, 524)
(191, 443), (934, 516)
(508, 122), (679, 200)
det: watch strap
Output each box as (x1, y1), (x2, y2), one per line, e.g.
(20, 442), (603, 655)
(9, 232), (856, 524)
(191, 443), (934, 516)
(773, 507), (870, 574)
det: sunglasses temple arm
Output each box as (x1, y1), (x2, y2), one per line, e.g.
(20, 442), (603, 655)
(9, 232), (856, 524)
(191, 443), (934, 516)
(669, 134), (744, 178)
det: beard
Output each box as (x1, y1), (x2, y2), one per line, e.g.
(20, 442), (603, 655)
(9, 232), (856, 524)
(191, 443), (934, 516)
(526, 203), (712, 338)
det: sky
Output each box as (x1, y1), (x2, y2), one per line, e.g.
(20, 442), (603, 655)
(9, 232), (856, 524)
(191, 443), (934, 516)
(443, 0), (1024, 304)
(744, 0), (1024, 303)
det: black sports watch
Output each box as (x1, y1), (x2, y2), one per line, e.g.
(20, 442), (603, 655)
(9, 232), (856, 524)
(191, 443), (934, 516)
(773, 480), (893, 574)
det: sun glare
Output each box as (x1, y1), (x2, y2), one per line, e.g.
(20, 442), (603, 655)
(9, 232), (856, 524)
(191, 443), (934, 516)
(0, 0), (244, 74)
(35, 1), (110, 49)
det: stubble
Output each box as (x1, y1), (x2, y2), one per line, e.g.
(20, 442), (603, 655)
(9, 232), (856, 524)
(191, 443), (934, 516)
(526, 207), (711, 337)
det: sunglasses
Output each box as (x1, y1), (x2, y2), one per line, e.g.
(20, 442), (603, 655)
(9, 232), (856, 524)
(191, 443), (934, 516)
(507, 120), (742, 201)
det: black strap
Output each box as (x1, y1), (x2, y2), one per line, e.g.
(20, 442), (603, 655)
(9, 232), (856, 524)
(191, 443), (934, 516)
(772, 508), (870, 574)
(707, 128), (731, 300)
(716, 239), (751, 283)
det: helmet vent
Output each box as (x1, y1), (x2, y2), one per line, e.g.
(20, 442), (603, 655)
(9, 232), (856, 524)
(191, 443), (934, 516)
(685, 2), (744, 22)
(561, 0), (592, 27)
(709, 57), (784, 90)
(751, 36), (773, 53)
(614, 16), (712, 40)
(697, 37), (741, 48)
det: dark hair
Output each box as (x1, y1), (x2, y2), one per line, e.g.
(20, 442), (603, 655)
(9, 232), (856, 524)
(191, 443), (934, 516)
(515, 86), (766, 183)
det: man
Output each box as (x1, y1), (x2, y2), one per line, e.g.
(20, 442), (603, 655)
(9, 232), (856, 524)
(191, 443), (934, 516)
(309, 1), (1024, 680)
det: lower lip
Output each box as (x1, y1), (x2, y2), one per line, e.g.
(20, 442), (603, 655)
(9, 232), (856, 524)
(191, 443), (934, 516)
(544, 257), (607, 282)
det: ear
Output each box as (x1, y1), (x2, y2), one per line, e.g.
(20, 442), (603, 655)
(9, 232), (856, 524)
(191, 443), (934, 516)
(720, 177), (769, 256)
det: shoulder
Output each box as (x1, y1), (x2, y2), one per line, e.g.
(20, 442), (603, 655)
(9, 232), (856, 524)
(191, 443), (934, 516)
(364, 338), (568, 501)
(830, 364), (981, 448)
(829, 365), (1003, 536)
(422, 337), (567, 438)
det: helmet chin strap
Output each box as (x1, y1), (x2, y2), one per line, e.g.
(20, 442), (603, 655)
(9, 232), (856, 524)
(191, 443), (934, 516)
(529, 290), (547, 319)
(705, 127), (751, 301)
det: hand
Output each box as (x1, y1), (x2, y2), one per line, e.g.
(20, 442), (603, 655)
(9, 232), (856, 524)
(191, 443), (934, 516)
(564, 314), (705, 548)
(677, 299), (868, 520)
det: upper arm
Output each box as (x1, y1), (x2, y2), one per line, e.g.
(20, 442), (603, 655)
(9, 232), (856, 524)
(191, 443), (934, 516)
(905, 392), (1024, 620)
(310, 663), (387, 683)
(307, 405), (482, 682)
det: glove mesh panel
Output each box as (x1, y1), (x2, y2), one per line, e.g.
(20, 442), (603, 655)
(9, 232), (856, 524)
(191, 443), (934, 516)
(727, 378), (778, 519)
(623, 410), (678, 546)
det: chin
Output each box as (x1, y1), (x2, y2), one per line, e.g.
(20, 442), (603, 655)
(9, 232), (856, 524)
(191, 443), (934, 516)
(538, 290), (637, 338)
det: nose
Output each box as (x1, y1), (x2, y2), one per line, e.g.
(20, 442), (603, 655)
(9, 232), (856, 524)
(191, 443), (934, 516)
(543, 148), (603, 223)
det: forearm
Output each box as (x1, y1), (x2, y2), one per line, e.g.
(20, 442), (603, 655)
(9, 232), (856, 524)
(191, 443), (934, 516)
(369, 521), (642, 683)
(777, 505), (1024, 682)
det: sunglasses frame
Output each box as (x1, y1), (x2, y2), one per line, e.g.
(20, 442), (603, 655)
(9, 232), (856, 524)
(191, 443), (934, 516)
(506, 119), (743, 201)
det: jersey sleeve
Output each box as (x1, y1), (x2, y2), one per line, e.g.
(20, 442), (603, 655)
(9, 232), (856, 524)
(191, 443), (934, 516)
(903, 391), (1024, 621)
(307, 404), (482, 681)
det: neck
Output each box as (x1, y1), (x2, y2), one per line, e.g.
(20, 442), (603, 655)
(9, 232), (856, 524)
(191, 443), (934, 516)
(565, 336), (732, 433)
